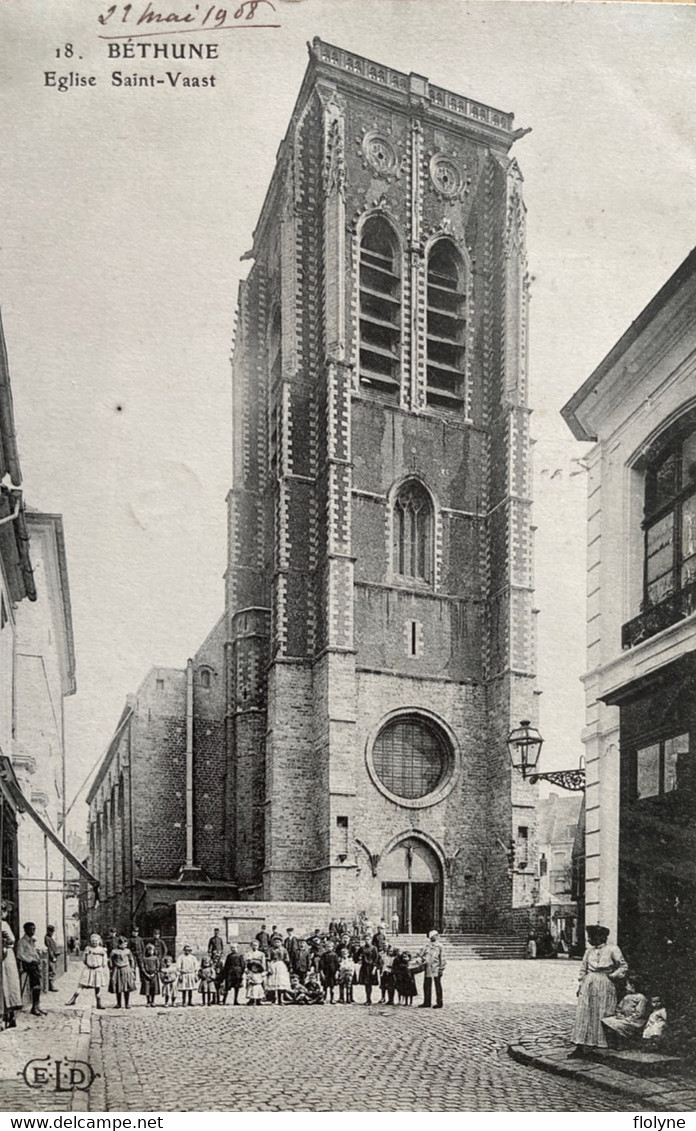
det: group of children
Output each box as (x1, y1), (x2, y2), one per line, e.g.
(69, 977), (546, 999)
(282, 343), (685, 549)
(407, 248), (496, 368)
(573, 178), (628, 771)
(70, 918), (426, 1009)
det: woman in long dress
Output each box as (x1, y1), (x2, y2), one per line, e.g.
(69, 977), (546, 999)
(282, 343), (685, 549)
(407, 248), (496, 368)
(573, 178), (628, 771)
(1, 904), (23, 1027)
(569, 924), (628, 1057)
(67, 933), (109, 1008)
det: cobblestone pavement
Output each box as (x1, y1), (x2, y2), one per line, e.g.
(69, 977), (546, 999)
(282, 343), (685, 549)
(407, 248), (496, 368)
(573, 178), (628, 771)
(0, 960), (89, 1112)
(90, 962), (643, 1112)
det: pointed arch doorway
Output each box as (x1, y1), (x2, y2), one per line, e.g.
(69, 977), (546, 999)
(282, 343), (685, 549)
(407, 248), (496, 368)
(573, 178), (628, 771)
(381, 837), (442, 934)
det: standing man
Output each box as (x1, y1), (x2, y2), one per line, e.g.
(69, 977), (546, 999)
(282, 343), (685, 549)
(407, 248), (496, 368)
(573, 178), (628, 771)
(105, 928), (118, 956)
(208, 927), (224, 959)
(16, 923), (45, 1017)
(419, 930), (446, 1009)
(44, 925), (60, 991)
(255, 923), (270, 956)
(391, 909), (399, 936)
(284, 927), (300, 974)
(129, 925), (145, 970)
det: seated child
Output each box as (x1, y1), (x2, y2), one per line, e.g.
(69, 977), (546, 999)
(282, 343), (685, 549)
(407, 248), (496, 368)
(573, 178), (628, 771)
(642, 997), (668, 1047)
(303, 970), (325, 1004)
(281, 974), (310, 1004)
(601, 977), (649, 1047)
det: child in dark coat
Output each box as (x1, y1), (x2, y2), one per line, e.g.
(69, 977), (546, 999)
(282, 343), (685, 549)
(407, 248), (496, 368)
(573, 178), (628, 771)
(140, 944), (161, 1007)
(393, 950), (417, 1005)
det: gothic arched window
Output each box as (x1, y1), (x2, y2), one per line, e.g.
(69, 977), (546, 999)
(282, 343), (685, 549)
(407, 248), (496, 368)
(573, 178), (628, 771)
(393, 480), (433, 583)
(426, 240), (466, 409)
(359, 216), (401, 400)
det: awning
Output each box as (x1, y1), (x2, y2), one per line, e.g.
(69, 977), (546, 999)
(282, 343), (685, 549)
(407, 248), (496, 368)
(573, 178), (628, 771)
(0, 754), (100, 899)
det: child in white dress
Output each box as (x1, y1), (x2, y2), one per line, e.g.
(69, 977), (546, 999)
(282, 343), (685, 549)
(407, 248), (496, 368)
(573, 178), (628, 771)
(176, 945), (198, 1007)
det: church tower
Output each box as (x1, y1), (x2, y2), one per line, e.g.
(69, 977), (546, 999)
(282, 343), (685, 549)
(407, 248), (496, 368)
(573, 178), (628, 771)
(226, 39), (538, 931)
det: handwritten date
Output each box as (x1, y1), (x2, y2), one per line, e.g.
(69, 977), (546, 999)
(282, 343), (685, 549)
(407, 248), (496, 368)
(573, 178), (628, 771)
(98, 1), (273, 31)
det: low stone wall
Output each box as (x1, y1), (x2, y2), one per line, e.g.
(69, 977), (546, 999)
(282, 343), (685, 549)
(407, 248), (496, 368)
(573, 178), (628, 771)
(175, 900), (332, 955)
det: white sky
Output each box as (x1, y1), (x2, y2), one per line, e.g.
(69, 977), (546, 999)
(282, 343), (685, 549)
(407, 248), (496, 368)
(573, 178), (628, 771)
(0, 0), (694, 830)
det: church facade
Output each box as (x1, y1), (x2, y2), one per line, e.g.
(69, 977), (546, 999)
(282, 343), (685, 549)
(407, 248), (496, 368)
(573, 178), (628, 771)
(225, 39), (539, 933)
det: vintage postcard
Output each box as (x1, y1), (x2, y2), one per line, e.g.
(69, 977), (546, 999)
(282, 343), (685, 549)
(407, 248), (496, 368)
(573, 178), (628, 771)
(0, 0), (694, 1116)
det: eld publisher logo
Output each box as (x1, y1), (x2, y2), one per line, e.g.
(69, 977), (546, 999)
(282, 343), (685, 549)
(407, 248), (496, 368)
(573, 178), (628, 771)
(21, 1056), (98, 1093)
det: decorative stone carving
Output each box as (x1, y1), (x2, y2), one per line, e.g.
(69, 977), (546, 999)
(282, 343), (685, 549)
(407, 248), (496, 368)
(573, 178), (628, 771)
(324, 114), (345, 198)
(428, 151), (471, 202)
(361, 129), (398, 177)
(504, 158), (526, 258)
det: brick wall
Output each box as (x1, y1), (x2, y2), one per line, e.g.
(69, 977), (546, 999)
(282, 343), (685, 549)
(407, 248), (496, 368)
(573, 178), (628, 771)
(175, 899), (331, 955)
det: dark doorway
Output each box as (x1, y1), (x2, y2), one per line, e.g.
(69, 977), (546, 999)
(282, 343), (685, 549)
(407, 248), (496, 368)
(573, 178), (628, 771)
(411, 883), (437, 935)
(380, 838), (442, 933)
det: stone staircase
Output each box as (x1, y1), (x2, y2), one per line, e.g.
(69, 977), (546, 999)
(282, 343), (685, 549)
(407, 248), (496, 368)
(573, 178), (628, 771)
(393, 933), (528, 960)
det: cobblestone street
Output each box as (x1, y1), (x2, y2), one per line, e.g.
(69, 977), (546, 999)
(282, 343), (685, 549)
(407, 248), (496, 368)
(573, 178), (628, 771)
(88, 961), (642, 1112)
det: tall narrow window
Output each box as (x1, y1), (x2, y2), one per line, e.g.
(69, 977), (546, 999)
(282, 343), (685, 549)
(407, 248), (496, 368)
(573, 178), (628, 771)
(359, 217), (401, 399)
(426, 240), (466, 409)
(269, 306), (282, 388)
(643, 424), (696, 604)
(394, 480), (433, 584)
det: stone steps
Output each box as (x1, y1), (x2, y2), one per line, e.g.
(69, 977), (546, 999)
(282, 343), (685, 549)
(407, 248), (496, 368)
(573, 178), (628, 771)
(390, 933), (528, 960)
(589, 1048), (682, 1077)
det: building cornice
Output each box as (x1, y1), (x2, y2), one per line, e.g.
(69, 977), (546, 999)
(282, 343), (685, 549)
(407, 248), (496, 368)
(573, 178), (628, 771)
(25, 512), (76, 695)
(85, 704), (133, 807)
(562, 246), (696, 441)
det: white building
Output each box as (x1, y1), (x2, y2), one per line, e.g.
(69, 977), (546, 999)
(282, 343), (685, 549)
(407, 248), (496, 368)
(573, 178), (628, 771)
(562, 248), (696, 993)
(12, 512), (76, 954)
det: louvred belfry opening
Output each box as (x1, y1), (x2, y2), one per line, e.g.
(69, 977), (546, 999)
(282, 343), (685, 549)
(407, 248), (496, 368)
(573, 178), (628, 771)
(426, 240), (466, 409)
(359, 217), (401, 399)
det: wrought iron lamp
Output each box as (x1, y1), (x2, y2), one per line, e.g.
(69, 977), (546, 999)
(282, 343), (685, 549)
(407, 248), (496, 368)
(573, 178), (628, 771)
(506, 720), (585, 791)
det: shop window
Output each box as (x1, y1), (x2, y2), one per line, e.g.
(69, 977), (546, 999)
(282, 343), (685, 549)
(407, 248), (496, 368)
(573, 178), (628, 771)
(358, 217), (401, 399)
(393, 480), (433, 584)
(635, 732), (688, 799)
(426, 240), (466, 409)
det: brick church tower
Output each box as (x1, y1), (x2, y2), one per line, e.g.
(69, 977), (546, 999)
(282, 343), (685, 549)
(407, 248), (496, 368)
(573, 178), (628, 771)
(226, 39), (539, 932)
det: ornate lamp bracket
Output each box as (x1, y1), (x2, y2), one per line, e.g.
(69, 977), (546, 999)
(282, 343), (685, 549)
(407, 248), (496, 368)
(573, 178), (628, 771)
(528, 768), (585, 792)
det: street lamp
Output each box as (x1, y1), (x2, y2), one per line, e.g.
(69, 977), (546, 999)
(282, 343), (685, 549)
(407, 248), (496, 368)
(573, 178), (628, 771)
(506, 719), (543, 779)
(506, 720), (585, 791)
